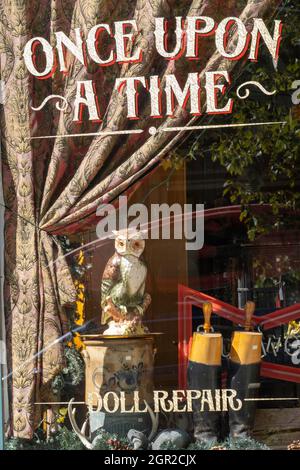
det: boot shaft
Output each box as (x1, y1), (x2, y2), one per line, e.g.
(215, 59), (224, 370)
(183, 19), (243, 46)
(187, 331), (222, 444)
(227, 331), (262, 438)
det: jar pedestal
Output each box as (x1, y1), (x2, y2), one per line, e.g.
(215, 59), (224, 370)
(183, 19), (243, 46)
(81, 333), (159, 437)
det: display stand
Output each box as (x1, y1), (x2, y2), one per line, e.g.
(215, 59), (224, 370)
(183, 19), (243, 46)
(81, 333), (160, 437)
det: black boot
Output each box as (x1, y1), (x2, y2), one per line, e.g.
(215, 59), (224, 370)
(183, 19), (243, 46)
(187, 361), (222, 445)
(227, 331), (262, 439)
(187, 329), (222, 446)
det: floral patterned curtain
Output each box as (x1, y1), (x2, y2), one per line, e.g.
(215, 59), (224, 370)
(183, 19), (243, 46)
(0, 0), (281, 438)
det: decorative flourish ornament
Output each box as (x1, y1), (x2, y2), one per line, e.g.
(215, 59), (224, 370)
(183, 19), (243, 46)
(31, 94), (70, 112)
(101, 229), (151, 336)
(236, 81), (276, 100)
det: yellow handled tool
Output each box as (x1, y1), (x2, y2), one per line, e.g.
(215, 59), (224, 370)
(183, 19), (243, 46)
(244, 301), (255, 331)
(203, 301), (213, 333)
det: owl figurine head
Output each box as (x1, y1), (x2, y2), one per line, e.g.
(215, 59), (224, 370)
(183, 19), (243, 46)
(112, 228), (146, 258)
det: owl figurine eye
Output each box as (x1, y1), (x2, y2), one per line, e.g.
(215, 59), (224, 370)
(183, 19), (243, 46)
(129, 238), (145, 257)
(114, 236), (127, 254)
(113, 229), (146, 257)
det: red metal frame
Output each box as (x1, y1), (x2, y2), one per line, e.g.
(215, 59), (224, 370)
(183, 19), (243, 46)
(178, 284), (300, 388)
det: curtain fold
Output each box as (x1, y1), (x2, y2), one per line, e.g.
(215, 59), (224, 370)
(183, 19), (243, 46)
(0, 134), (9, 431)
(0, 0), (281, 438)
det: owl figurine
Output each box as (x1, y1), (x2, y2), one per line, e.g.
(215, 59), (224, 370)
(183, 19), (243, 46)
(101, 229), (151, 336)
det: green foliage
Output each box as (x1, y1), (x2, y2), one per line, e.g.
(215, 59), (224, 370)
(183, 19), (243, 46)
(209, 107), (299, 239)
(5, 427), (269, 450)
(187, 440), (215, 450)
(186, 0), (300, 241)
(51, 345), (85, 397)
(5, 427), (132, 451)
(4, 438), (37, 451)
(226, 437), (270, 450)
(93, 432), (132, 450)
(162, 148), (196, 171)
(160, 440), (182, 450)
(57, 236), (84, 279)
(50, 427), (85, 451)
(5, 428), (85, 451)
(187, 437), (270, 450)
